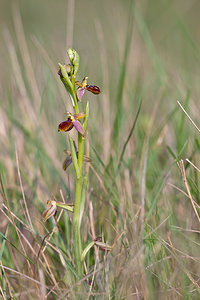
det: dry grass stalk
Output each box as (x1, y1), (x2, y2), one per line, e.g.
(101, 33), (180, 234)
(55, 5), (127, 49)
(177, 160), (200, 223)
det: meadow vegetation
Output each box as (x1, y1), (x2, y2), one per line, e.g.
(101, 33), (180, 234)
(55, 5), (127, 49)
(1, 0), (200, 299)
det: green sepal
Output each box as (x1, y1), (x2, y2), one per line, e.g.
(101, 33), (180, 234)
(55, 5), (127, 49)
(55, 201), (74, 212)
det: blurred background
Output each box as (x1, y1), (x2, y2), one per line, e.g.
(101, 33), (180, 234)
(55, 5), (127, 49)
(1, 0), (200, 298)
(1, 0), (200, 194)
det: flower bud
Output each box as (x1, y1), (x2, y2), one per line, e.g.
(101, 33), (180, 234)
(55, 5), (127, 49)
(72, 50), (79, 76)
(64, 64), (71, 74)
(67, 48), (74, 63)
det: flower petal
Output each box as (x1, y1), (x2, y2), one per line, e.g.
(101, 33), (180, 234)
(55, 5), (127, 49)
(58, 120), (73, 132)
(82, 76), (88, 88)
(73, 119), (85, 136)
(74, 112), (86, 120)
(42, 201), (57, 222)
(63, 155), (72, 171)
(75, 80), (82, 88)
(64, 63), (71, 74)
(77, 87), (85, 102)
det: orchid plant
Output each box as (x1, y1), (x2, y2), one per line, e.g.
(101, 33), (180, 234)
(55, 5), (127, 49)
(42, 48), (112, 276)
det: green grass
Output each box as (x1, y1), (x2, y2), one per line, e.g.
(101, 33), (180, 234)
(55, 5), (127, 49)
(1, 0), (200, 298)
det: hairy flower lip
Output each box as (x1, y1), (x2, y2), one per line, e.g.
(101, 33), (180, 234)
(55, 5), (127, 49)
(58, 112), (86, 136)
(58, 121), (73, 132)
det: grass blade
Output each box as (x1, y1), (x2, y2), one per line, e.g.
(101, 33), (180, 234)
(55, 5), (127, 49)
(117, 99), (142, 171)
(112, 0), (135, 158)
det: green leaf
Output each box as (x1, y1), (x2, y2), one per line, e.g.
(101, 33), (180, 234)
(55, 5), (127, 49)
(0, 226), (9, 261)
(117, 99), (142, 171)
(69, 135), (80, 179)
(81, 241), (95, 262)
(0, 231), (33, 264)
(112, 1), (135, 159)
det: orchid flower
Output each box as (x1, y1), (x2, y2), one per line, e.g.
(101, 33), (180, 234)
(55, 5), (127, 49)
(58, 112), (86, 136)
(42, 200), (57, 222)
(42, 199), (74, 222)
(75, 76), (101, 102)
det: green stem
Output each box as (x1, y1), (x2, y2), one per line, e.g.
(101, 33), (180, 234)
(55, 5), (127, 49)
(59, 52), (89, 275)
(73, 175), (83, 275)
(73, 104), (89, 275)
(73, 133), (85, 275)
